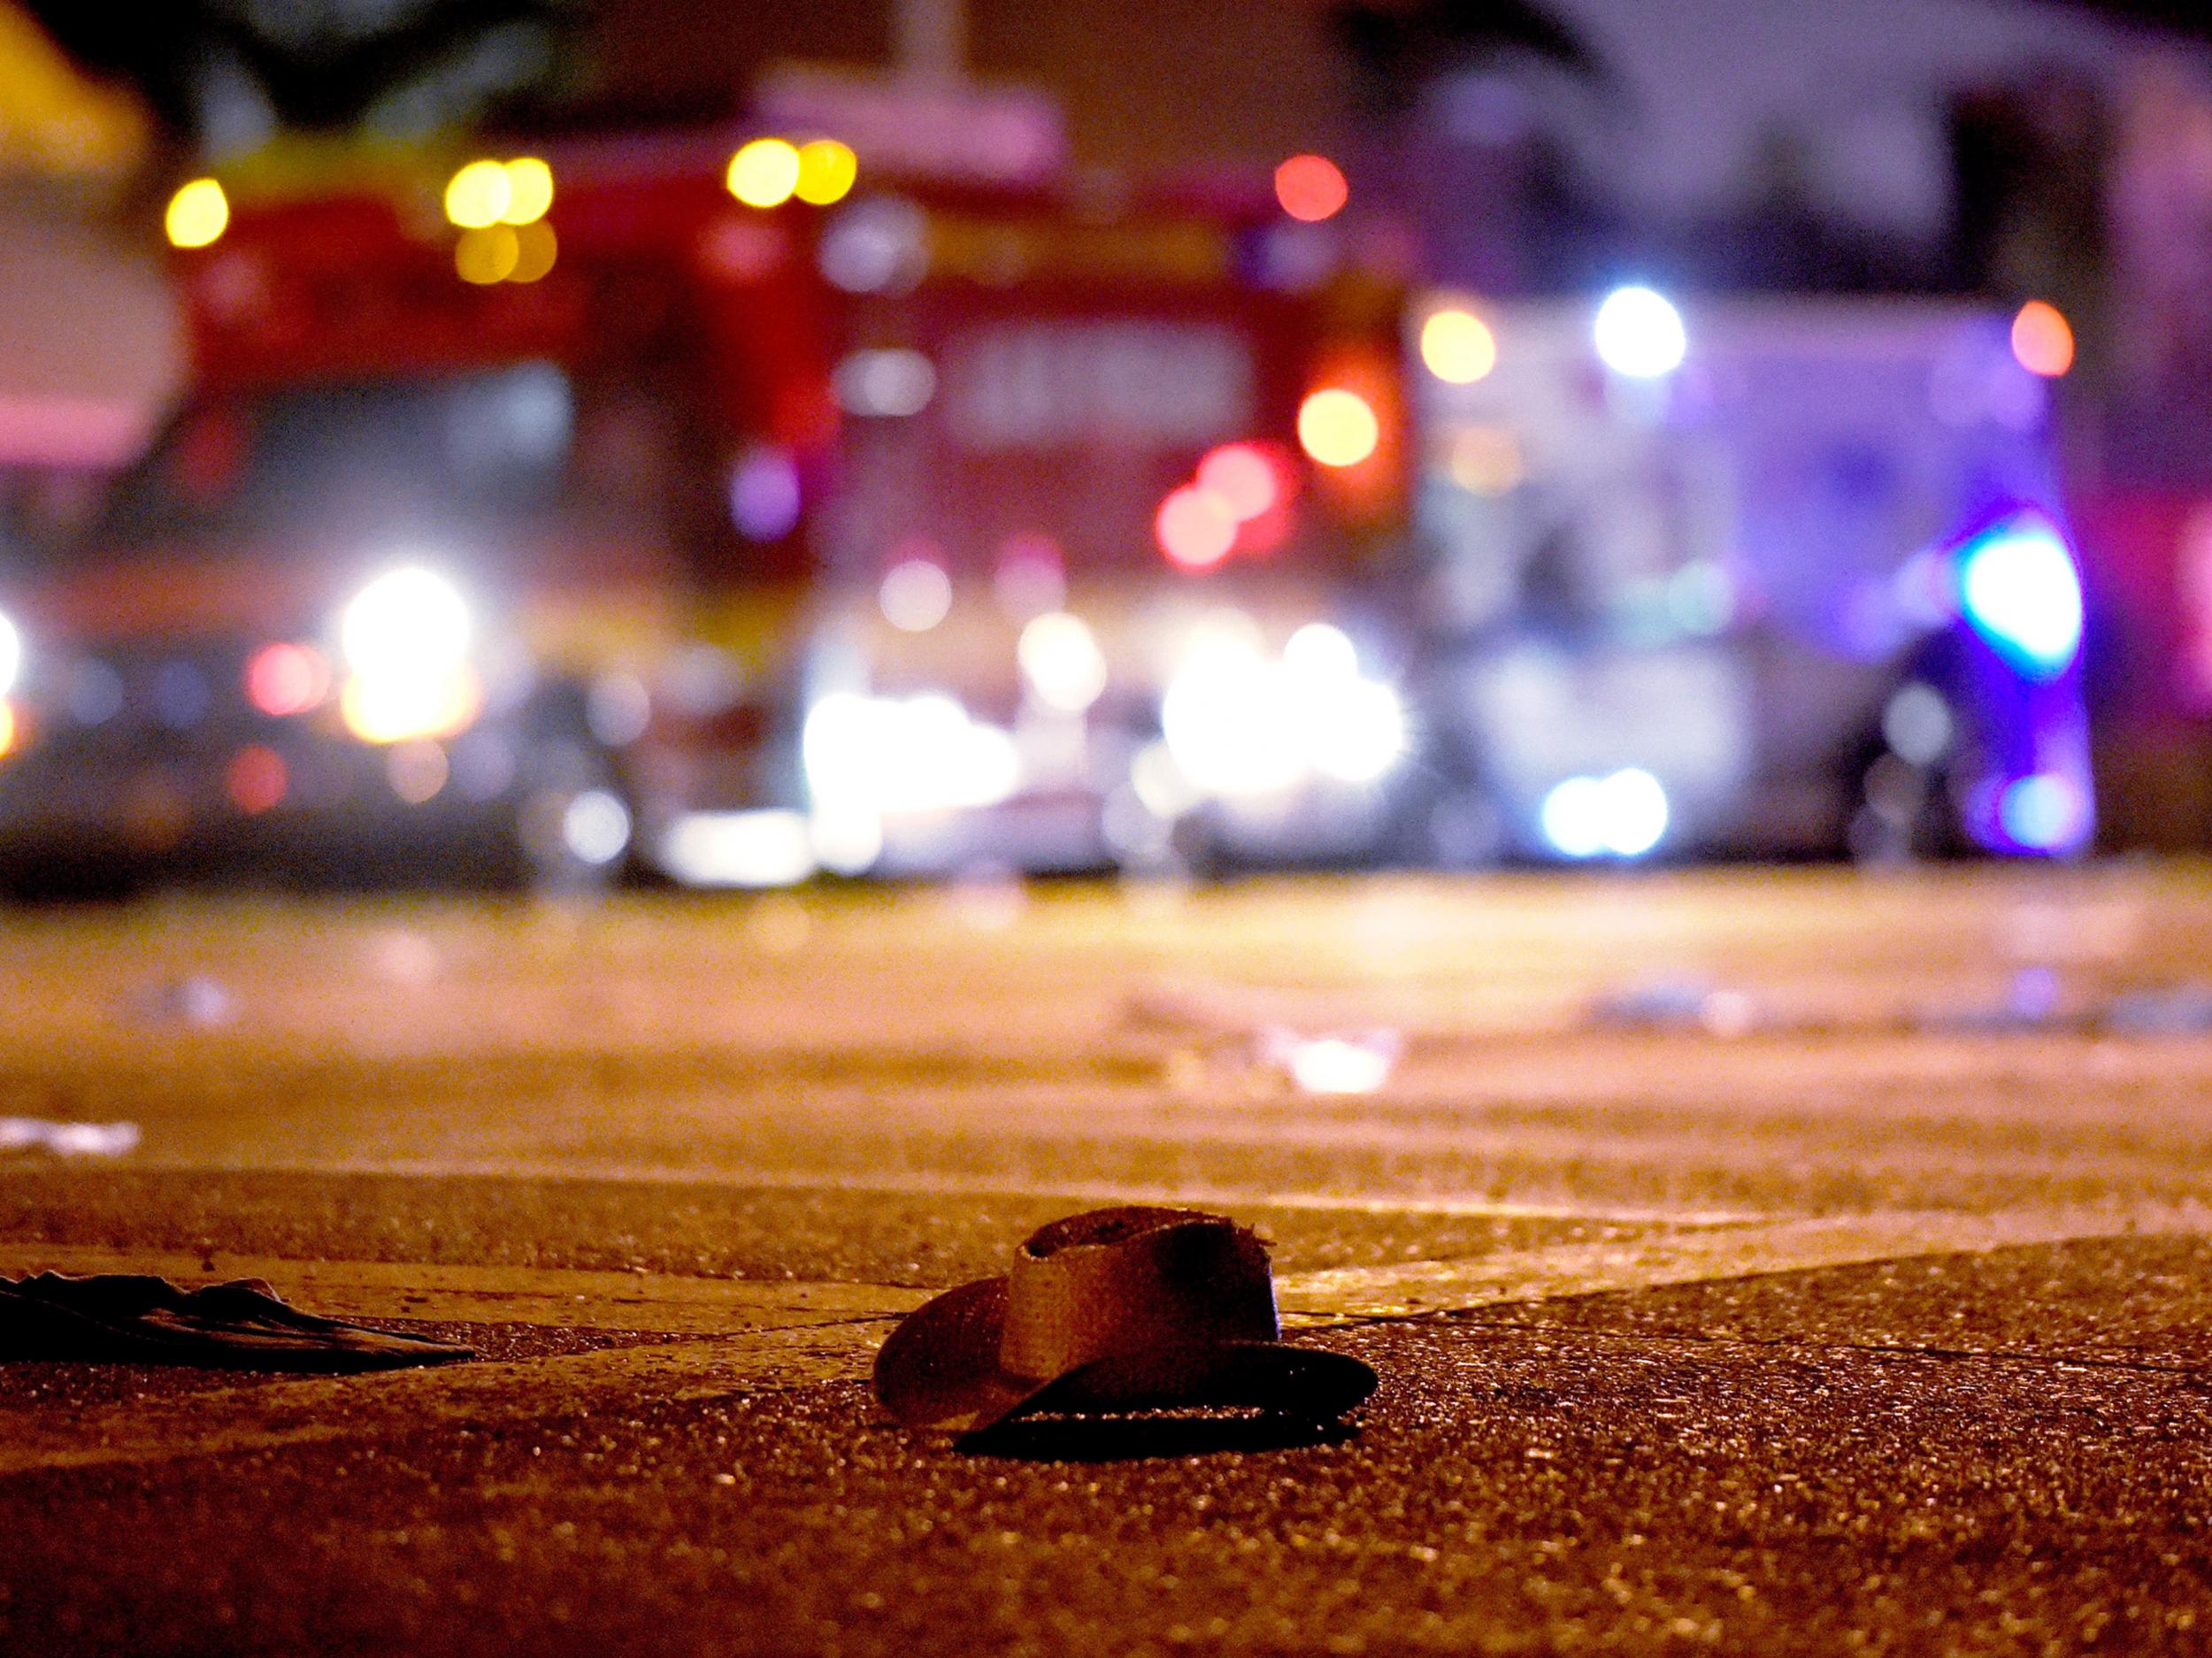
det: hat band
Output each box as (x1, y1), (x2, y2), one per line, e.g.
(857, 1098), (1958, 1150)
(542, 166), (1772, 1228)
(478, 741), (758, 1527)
(998, 1212), (1280, 1382)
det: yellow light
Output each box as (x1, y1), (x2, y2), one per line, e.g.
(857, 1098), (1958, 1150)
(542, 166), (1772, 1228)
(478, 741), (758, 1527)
(341, 667), (483, 745)
(1297, 388), (1379, 468)
(164, 177), (228, 249)
(509, 220), (556, 282)
(795, 139), (857, 205)
(455, 225), (520, 284)
(0, 699), (15, 758)
(501, 157), (553, 225)
(443, 158), (511, 228)
(1419, 308), (1497, 384)
(727, 138), (801, 208)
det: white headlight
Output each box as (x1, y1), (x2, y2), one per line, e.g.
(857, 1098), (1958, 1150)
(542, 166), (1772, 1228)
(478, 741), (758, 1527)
(803, 691), (1020, 815)
(1018, 611), (1109, 713)
(1162, 632), (1305, 798)
(1306, 678), (1408, 785)
(0, 611), (19, 700)
(1594, 285), (1686, 378)
(1162, 619), (1409, 799)
(342, 567), (471, 678)
(1540, 768), (1670, 859)
(337, 567), (480, 744)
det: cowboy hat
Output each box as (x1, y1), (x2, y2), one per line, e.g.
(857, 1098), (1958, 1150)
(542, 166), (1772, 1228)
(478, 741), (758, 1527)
(872, 1206), (1377, 1435)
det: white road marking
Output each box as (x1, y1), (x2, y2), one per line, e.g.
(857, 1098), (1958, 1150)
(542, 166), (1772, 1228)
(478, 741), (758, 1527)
(1277, 1203), (2212, 1318)
(0, 1246), (926, 1333)
(113, 1156), (1767, 1229)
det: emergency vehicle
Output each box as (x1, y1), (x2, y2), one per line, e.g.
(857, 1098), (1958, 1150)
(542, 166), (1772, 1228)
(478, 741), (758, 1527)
(0, 135), (1417, 889)
(1407, 288), (2094, 864)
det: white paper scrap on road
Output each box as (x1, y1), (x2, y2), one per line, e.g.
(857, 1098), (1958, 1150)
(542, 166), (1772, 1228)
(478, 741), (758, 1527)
(0, 1117), (139, 1157)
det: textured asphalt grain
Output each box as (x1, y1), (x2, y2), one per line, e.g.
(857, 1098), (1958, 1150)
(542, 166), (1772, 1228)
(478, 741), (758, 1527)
(6, 1247), (2209, 1655)
(4, 868), (2212, 1653)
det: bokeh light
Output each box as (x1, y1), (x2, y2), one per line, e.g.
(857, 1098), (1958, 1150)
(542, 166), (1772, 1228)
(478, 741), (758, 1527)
(1997, 771), (2086, 852)
(2011, 300), (2074, 379)
(1297, 388), (1379, 467)
(1594, 286), (1686, 377)
(803, 691), (1019, 818)
(1018, 612), (1110, 713)
(165, 178), (228, 249)
(728, 139), (802, 208)
(344, 672), (480, 746)
(455, 225), (520, 284)
(1283, 621), (1358, 683)
(795, 139), (858, 205)
(1957, 518), (2083, 680)
(443, 159), (511, 229)
(509, 221), (557, 282)
(563, 790), (633, 867)
(385, 740), (449, 803)
(243, 642), (327, 718)
(1419, 308), (1498, 383)
(1446, 426), (1524, 495)
(879, 557), (954, 632)
(1541, 769), (1671, 858)
(729, 445), (803, 541)
(339, 568), (479, 744)
(1274, 154), (1348, 223)
(501, 157), (553, 225)
(1195, 443), (1282, 523)
(225, 745), (288, 814)
(1156, 486), (1238, 569)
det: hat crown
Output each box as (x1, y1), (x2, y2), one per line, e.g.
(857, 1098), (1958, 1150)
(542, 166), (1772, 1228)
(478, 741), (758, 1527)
(998, 1207), (1280, 1383)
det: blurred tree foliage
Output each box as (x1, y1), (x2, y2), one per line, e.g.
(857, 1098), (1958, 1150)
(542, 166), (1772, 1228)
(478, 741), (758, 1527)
(21, 0), (586, 153)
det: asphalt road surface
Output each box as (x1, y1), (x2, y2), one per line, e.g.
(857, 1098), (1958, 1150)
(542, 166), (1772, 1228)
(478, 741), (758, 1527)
(5, 864), (2212, 1654)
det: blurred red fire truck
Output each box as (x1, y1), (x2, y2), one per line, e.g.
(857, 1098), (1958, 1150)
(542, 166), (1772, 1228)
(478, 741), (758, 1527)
(0, 136), (1415, 889)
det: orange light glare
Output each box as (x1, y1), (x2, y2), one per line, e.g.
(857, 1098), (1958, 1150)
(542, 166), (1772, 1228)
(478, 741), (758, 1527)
(456, 225), (520, 284)
(1156, 486), (1238, 570)
(1297, 388), (1379, 467)
(0, 700), (15, 759)
(1274, 154), (1348, 223)
(728, 139), (802, 208)
(1419, 308), (1497, 383)
(165, 178), (229, 249)
(243, 642), (327, 717)
(2012, 300), (2074, 378)
(226, 745), (288, 814)
(1196, 443), (1280, 523)
(510, 221), (557, 282)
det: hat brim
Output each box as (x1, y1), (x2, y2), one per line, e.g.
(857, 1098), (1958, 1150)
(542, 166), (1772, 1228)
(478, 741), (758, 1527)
(873, 1276), (1378, 1436)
